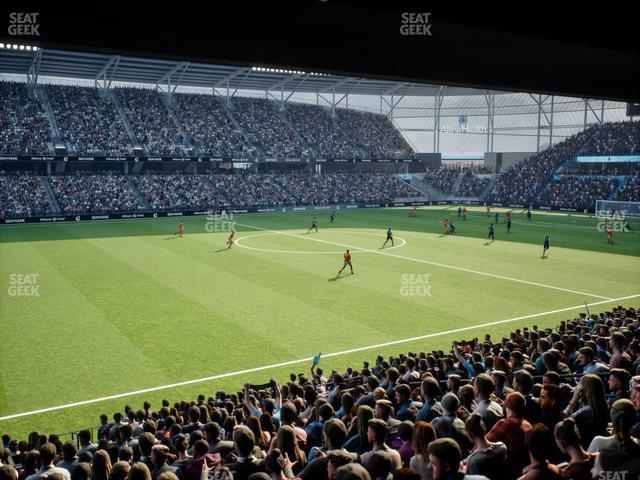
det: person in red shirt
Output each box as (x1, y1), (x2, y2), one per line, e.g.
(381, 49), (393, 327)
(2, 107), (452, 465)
(606, 226), (613, 244)
(338, 250), (353, 275)
(462, 207), (467, 221)
(226, 231), (235, 249)
(175, 221), (185, 238)
(442, 219), (450, 234)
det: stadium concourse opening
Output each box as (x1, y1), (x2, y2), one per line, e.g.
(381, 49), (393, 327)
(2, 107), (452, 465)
(1, 6), (640, 480)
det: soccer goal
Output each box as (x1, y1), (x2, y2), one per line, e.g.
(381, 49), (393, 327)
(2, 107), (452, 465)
(595, 200), (640, 218)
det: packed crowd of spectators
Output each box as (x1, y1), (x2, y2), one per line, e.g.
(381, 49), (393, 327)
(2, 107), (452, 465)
(281, 173), (420, 206)
(131, 175), (228, 212)
(0, 173), (54, 218)
(580, 121), (640, 157)
(49, 174), (145, 215)
(489, 131), (589, 206)
(47, 85), (131, 156)
(173, 94), (256, 158)
(115, 88), (186, 156)
(423, 167), (460, 194)
(615, 167), (640, 202)
(284, 104), (361, 159)
(0, 173), (422, 217)
(230, 97), (311, 158)
(453, 171), (492, 198)
(2, 306), (639, 480)
(0, 82), (52, 155)
(336, 109), (415, 160)
(537, 176), (619, 211)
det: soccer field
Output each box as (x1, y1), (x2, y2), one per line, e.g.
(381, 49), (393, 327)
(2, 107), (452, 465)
(1, 206), (639, 438)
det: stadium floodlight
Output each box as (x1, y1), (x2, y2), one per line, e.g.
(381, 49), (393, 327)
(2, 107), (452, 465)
(26, 45), (32, 51)
(0, 43), (4, 48)
(13, 44), (19, 49)
(19, 45), (25, 50)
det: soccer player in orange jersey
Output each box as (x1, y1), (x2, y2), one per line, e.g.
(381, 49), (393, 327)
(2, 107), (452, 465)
(227, 230), (236, 249)
(338, 249), (353, 275)
(462, 207), (467, 221)
(606, 225), (613, 244)
(175, 221), (185, 238)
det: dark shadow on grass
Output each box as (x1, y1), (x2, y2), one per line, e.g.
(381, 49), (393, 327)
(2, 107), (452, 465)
(163, 236), (178, 240)
(329, 273), (353, 282)
(214, 248), (229, 253)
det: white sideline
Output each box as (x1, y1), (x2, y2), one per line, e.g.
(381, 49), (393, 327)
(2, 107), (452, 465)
(1, 294), (638, 421)
(233, 222), (613, 300)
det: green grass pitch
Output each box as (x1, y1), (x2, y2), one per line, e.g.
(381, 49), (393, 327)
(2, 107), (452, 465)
(1, 206), (639, 439)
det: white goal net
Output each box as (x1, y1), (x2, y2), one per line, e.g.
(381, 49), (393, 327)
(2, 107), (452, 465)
(595, 200), (640, 219)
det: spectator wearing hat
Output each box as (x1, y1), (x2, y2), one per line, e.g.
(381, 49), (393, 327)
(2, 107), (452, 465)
(430, 394), (471, 456)
(486, 392), (532, 479)
(375, 400), (400, 430)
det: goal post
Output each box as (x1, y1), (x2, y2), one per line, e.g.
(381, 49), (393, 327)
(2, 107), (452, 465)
(595, 200), (640, 219)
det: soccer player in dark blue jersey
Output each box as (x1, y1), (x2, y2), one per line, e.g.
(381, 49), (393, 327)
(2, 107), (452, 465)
(488, 223), (495, 242)
(308, 216), (318, 233)
(542, 235), (550, 257)
(382, 228), (394, 248)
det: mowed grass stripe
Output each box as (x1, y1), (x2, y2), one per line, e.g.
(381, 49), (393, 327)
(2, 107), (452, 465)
(0, 230), (174, 413)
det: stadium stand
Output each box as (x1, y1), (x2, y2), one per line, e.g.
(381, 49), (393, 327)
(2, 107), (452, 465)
(0, 81), (52, 155)
(0, 173), (421, 218)
(2, 306), (639, 480)
(538, 176), (619, 211)
(0, 173), (54, 218)
(173, 93), (256, 158)
(47, 85), (131, 156)
(229, 97), (311, 158)
(336, 109), (415, 160)
(283, 103), (362, 159)
(49, 174), (145, 215)
(114, 87), (186, 156)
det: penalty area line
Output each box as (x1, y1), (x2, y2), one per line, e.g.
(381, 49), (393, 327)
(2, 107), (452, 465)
(1, 294), (638, 422)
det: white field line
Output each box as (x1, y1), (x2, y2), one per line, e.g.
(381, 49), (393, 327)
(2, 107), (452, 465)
(1, 294), (638, 421)
(233, 222), (613, 300)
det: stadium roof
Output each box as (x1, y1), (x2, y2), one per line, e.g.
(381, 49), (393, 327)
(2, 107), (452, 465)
(0, 47), (495, 97)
